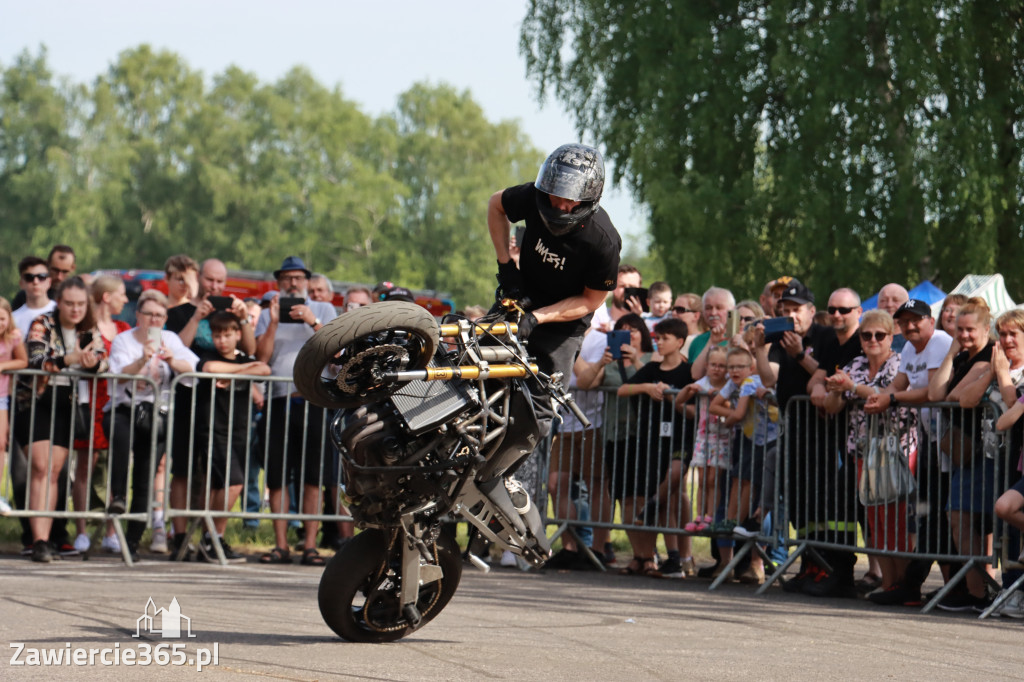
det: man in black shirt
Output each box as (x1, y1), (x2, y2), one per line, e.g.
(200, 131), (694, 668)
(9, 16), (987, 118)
(755, 280), (858, 598)
(484, 143), (621, 535)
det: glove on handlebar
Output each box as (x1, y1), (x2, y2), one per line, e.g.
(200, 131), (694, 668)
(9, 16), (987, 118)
(496, 259), (525, 300)
(517, 311), (539, 341)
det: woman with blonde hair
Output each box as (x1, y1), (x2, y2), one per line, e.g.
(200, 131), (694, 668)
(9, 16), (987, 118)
(71, 275), (132, 553)
(927, 297), (997, 611)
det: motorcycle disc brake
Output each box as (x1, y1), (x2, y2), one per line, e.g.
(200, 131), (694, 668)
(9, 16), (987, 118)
(335, 343), (407, 395)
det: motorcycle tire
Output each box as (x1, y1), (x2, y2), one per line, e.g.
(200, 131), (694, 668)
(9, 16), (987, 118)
(318, 529), (462, 643)
(294, 301), (438, 409)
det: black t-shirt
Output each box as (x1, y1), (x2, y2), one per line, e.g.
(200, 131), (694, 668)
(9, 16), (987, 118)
(816, 332), (863, 379)
(768, 323), (837, 409)
(196, 349), (255, 435)
(501, 183), (621, 336)
(166, 303), (217, 355)
(948, 342), (993, 433)
(626, 361), (694, 458)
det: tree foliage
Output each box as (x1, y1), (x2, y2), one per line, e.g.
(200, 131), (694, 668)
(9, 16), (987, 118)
(0, 46), (543, 307)
(521, 1), (1024, 300)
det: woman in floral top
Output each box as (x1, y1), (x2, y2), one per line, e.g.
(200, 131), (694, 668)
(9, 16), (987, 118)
(824, 309), (916, 595)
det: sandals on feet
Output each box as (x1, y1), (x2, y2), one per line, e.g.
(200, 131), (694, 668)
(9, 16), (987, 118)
(301, 548), (326, 566)
(619, 557), (659, 577)
(259, 547), (291, 564)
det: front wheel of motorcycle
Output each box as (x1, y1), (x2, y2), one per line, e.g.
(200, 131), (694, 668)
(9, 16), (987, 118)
(294, 301), (438, 409)
(318, 529), (462, 643)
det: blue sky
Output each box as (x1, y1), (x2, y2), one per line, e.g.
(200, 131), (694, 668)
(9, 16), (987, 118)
(1, 1), (647, 243)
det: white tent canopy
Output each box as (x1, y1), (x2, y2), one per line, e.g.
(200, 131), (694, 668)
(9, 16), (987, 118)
(936, 274), (1017, 317)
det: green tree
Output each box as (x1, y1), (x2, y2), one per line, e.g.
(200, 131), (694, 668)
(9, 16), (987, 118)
(381, 82), (544, 306)
(521, 1), (1024, 300)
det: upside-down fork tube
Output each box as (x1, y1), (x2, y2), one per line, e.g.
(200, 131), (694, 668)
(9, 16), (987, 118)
(438, 322), (517, 337)
(385, 364), (538, 382)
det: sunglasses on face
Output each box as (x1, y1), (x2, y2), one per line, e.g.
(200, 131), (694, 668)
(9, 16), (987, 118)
(739, 315), (757, 323)
(672, 307), (694, 314)
(859, 330), (889, 342)
(828, 306), (856, 315)
(22, 273), (50, 283)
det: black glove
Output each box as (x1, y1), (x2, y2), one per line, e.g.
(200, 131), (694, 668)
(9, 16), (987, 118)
(517, 311), (538, 341)
(496, 259), (524, 300)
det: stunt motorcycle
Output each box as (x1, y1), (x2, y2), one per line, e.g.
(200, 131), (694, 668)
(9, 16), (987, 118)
(293, 299), (587, 642)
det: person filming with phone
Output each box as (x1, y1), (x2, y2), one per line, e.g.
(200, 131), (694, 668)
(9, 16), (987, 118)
(165, 258), (254, 356)
(106, 290), (198, 562)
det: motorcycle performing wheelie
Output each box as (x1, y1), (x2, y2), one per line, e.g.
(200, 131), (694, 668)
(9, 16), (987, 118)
(293, 298), (589, 642)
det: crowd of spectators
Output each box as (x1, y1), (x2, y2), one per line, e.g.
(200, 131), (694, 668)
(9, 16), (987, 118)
(3, 245), (1024, 620)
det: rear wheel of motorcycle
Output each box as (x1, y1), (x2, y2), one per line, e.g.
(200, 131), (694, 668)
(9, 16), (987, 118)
(294, 301), (438, 409)
(318, 529), (462, 643)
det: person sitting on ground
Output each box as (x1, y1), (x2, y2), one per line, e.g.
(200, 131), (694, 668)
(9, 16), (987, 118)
(675, 346), (730, 534)
(824, 310), (916, 602)
(106, 290), (197, 562)
(15, 277), (106, 563)
(616, 317), (693, 578)
(709, 346), (778, 585)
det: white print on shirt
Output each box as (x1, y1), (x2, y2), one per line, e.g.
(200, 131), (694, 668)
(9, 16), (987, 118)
(534, 238), (566, 271)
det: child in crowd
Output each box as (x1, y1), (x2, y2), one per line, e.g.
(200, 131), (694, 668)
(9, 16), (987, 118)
(0, 297), (28, 513)
(643, 281), (673, 331)
(192, 311), (271, 561)
(616, 317), (694, 577)
(709, 346), (779, 584)
(675, 345), (730, 532)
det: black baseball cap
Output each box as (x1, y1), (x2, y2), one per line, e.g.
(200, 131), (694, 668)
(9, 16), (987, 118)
(894, 298), (932, 319)
(779, 279), (814, 305)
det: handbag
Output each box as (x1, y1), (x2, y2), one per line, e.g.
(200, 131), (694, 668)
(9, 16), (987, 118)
(858, 415), (916, 506)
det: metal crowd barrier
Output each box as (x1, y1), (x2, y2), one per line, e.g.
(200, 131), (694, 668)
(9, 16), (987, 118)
(0, 368), (355, 567)
(543, 387), (781, 588)
(541, 387), (1023, 609)
(3, 369), (161, 564)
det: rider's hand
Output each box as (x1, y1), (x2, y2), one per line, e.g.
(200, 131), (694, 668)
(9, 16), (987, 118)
(496, 259), (524, 300)
(517, 311), (538, 341)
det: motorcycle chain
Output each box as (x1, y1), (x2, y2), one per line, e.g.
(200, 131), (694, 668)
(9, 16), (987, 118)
(336, 343), (407, 395)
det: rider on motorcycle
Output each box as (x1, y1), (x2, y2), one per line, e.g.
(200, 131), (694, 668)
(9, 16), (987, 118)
(485, 143), (622, 518)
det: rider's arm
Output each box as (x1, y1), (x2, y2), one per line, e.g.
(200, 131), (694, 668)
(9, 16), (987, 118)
(488, 191), (512, 264)
(532, 288), (608, 325)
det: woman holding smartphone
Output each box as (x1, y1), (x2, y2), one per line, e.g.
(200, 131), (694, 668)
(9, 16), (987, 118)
(15, 277), (105, 563)
(105, 290), (197, 561)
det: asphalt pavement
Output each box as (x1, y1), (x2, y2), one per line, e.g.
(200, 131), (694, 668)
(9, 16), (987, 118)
(0, 553), (1020, 681)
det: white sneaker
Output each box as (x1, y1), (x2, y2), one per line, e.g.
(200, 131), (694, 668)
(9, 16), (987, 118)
(993, 590), (1024, 619)
(150, 527), (168, 554)
(0, 496), (11, 515)
(500, 550), (517, 567)
(101, 534), (121, 553)
(73, 533), (91, 553)
(503, 476), (531, 514)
